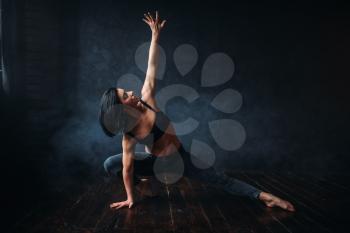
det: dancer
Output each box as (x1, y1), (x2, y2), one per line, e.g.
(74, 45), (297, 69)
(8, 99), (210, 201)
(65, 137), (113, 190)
(99, 11), (295, 212)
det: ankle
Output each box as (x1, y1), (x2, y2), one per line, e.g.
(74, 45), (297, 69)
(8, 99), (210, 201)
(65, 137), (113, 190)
(258, 192), (271, 201)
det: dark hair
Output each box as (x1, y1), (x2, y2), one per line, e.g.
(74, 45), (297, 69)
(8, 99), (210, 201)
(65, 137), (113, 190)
(99, 88), (127, 137)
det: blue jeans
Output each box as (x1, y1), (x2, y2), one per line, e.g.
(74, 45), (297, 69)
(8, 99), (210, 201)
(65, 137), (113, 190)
(103, 146), (262, 200)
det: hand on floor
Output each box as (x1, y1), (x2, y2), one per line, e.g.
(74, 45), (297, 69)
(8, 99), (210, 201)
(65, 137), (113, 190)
(110, 199), (134, 210)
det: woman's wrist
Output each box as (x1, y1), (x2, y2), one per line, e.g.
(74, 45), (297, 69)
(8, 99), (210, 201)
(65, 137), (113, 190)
(127, 196), (134, 203)
(152, 33), (160, 41)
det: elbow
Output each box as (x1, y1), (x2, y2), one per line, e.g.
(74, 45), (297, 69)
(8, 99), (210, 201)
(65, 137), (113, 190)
(141, 89), (148, 98)
(141, 88), (155, 98)
(123, 166), (133, 174)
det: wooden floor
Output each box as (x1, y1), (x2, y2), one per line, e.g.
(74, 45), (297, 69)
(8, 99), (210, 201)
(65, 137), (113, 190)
(10, 172), (350, 233)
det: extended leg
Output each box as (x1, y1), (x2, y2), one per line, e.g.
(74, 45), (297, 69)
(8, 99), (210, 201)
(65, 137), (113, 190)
(188, 167), (294, 211)
(189, 167), (262, 199)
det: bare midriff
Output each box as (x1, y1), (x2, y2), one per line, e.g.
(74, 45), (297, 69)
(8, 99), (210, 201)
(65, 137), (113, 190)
(130, 106), (182, 157)
(145, 123), (182, 157)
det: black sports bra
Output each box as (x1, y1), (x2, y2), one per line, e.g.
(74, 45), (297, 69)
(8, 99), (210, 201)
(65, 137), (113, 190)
(126, 100), (170, 146)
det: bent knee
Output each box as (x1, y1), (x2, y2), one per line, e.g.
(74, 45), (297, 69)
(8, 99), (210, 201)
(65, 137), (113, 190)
(103, 155), (122, 175)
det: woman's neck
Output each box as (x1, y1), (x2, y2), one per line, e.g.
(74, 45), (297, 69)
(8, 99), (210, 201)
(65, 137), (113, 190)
(124, 106), (149, 133)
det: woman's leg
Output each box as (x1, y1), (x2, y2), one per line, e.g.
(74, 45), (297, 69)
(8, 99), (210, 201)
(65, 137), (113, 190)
(103, 153), (123, 176)
(103, 152), (160, 196)
(199, 168), (295, 210)
(189, 167), (262, 200)
(183, 151), (295, 210)
(179, 148), (261, 200)
(103, 152), (156, 177)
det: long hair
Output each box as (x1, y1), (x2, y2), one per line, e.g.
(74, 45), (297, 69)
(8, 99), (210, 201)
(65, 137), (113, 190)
(99, 88), (127, 137)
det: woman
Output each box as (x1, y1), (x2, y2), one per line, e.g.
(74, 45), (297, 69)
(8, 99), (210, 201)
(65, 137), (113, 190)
(99, 12), (295, 212)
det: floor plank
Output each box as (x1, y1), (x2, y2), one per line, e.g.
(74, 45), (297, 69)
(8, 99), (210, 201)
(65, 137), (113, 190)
(265, 172), (350, 231)
(185, 178), (234, 233)
(232, 173), (297, 233)
(267, 172), (350, 221)
(10, 172), (350, 233)
(240, 172), (340, 233)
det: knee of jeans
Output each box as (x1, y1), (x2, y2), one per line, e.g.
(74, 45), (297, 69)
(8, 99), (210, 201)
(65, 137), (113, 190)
(103, 158), (112, 174)
(103, 156), (121, 175)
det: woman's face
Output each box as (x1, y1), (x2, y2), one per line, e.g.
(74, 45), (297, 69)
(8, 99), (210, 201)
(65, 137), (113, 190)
(116, 88), (142, 109)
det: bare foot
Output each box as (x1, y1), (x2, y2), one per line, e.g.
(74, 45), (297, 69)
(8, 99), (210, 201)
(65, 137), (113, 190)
(258, 192), (295, 212)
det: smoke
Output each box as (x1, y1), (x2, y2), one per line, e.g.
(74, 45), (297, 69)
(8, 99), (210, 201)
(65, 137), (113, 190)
(48, 0), (349, 182)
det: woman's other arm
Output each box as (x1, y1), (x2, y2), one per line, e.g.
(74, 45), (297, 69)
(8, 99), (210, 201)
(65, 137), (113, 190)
(141, 11), (166, 101)
(109, 135), (136, 209)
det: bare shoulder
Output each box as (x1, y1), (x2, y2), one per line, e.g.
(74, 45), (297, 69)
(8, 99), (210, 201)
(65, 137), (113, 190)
(122, 134), (137, 152)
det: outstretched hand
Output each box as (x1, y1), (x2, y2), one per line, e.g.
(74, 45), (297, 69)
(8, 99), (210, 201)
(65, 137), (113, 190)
(143, 11), (166, 37)
(110, 199), (134, 210)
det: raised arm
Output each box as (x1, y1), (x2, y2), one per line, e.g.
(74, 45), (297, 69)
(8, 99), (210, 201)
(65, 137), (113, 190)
(110, 135), (136, 210)
(141, 11), (166, 102)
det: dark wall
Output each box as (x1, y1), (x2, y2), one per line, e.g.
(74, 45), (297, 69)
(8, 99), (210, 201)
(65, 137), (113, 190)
(1, 0), (350, 228)
(1, 0), (350, 199)
(54, 0), (350, 175)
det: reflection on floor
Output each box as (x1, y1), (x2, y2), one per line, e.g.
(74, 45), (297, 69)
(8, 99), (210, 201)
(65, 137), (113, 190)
(10, 172), (350, 233)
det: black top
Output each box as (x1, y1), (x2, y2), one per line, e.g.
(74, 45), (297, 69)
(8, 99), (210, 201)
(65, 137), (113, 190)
(126, 100), (171, 146)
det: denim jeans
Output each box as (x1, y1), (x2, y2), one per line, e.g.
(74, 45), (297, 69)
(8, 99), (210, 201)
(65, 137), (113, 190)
(103, 145), (262, 200)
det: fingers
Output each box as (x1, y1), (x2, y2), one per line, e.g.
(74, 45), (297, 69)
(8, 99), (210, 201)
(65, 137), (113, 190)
(143, 11), (166, 30)
(143, 13), (152, 23)
(160, 20), (166, 28)
(115, 204), (126, 210)
(144, 11), (162, 23)
(109, 202), (120, 208)
(147, 12), (154, 23)
(110, 201), (127, 210)
(111, 204), (124, 210)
